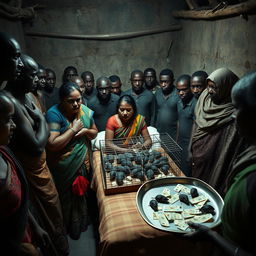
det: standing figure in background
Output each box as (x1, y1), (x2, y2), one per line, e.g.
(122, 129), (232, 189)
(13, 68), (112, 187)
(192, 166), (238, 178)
(0, 32), (23, 86)
(46, 82), (98, 240)
(125, 70), (156, 126)
(190, 70), (208, 99)
(44, 68), (59, 110)
(4, 54), (69, 256)
(87, 76), (119, 131)
(176, 74), (197, 176)
(81, 71), (97, 103)
(155, 69), (179, 140)
(71, 75), (86, 105)
(191, 67), (245, 195)
(109, 75), (124, 96)
(62, 66), (78, 84)
(144, 68), (159, 94)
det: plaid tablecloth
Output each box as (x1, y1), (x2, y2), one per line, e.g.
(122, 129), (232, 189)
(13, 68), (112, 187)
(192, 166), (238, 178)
(91, 151), (213, 256)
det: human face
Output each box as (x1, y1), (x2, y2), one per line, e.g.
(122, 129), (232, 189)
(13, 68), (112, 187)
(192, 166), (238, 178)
(0, 98), (16, 145)
(176, 80), (191, 102)
(83, 75), (94, 94)
(118, 101), (134, 124)
(45, 71), (56, 93)
(63, 89), (82, 115)
(191, 76), (206, 98)
(4, 39), (23, 81)
(131, 73), (144, 94)
(159, 75), (173, 94)
(111, 81), (122, 95)
(37, 68), (47, 89)
(75, 78), (85, 95)
(65, 70), (77, 82)
(97, 82), (111, 102)
(144, 71), (156, 90)
(207, 80), (220, 104)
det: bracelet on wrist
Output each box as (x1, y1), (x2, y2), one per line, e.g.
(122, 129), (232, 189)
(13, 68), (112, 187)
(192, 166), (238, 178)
(70, 127), (76, 134)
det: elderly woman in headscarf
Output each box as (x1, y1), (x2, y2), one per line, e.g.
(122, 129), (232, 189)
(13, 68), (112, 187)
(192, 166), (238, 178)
(191, 67), (246, 196)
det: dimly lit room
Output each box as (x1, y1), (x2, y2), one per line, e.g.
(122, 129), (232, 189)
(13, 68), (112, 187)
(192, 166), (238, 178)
(0, 0), (256, 255)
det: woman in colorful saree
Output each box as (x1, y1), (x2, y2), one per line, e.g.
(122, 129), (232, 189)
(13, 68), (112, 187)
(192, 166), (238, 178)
(105, 95), (152, 153)
(45, 82), (98, 240)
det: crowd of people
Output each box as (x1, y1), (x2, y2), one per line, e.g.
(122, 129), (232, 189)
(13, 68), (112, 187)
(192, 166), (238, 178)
(0, 31), (255, 256)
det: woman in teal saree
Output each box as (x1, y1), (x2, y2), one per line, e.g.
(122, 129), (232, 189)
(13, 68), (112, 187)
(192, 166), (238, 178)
(46, 82), (98, 240)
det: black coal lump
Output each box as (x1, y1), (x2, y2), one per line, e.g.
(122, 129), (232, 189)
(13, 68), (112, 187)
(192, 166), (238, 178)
(179, 194), (190, 205)
(200, 204), (215, 215)
(144, 163), (152, 170)
(108, 154), (115, 163)
(146, 169), (154, 180)
(116, 172), (125, 186)
(159, 156), (168, 162)
(136, 171), (145, 182)
(103, 156), (109, 164)
(160, 165), (169, 175)
(149, 199), (158, 211)
(153, 160), (161, 168)
(117, 154), (124, 164)
(151, 165), (160, 174)
(190, 188), (199, 198)
(155, 194), (169, 204)
(117, 166), (125, 172)
(126, 160), (133, 167)
(122, 166), (131, 175)
(131, 168), (141, 177)
(109, 171), (116, 181)
(130, 164), (140, 170)
(120, 159), (128, 166)
(154, 151), (162, 159)
(104, 162), (113, 172)
(148, 155), (155, 163)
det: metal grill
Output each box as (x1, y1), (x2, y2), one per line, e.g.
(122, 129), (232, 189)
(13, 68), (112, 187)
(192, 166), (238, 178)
(99, 133), (182, 194)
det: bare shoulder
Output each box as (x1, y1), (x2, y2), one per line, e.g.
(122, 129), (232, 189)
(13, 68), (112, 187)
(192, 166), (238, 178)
(0, 156), (8, 180)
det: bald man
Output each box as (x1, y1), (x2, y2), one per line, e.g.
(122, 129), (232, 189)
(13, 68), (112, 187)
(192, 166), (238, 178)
(0, 32), (23, 86)
(87, 76), (119, 131)
(125, 70), (156, 126)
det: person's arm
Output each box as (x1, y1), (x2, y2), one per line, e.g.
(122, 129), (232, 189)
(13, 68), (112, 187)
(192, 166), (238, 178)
(12, 100), (49, 156)
(74, 122), (98, 140)
(47, 118), (83, 152)
(105, 128), (130, 153)
(141, 127), (152, 149)
(28, 210), (50, 249)
(186, 222), (253, 256)
(150, 95), (156, 126)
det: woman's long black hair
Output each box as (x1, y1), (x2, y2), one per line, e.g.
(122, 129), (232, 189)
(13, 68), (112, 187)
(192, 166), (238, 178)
(116, 95), (137, 124)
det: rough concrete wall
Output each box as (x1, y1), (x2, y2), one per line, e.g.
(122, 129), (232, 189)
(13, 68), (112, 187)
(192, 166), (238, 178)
(169, 15), (256, 79)
(23, 0), (185, 88)
(0, 17), (26, 51)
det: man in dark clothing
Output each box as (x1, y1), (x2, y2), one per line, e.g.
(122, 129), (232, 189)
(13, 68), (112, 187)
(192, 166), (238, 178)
(43, 68), (59, 110)
(81, 71), (97, 102)
(87, 76), (119, 131)
(109, 75), (124, 96)
(176, 74), (197, 176)
(125, 70), (155, 126)
(144, 68), (159, 94)
(191, 70), (208, 99)
(155, 69), (179, 140)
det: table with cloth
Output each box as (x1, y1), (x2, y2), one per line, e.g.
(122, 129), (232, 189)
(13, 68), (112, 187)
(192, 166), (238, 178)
(91, 151), (214, 256)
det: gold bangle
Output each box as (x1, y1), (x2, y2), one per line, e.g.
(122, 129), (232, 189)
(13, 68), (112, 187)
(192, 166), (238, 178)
(70, 127), (76, 134)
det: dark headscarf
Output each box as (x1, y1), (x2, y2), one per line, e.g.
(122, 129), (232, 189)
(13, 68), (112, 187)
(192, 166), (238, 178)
(193, 68), (239, 141)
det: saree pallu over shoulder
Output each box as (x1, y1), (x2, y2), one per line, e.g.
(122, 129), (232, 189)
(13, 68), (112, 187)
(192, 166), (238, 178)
(114, 114), (146, 144)
(47, 105), (94, 193)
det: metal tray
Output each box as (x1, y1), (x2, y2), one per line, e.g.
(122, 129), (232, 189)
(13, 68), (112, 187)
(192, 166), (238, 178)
(136, 177), (224, 233)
